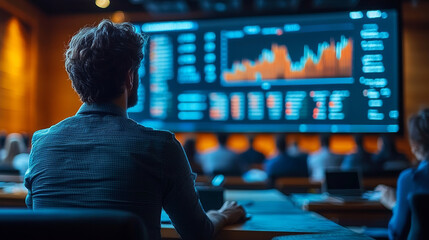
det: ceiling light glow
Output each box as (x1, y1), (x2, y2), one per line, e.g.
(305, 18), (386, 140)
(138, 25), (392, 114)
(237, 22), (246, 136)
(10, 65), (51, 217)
(112, 11), (125, 23)
(95, 0), (110, 9)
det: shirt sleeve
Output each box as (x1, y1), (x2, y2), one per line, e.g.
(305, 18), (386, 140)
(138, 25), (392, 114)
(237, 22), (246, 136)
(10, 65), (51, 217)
(24, 134), (38, 210)
(388, 169), (412, 240)
(161, 134), (214, 240)
(264, 158), (275, 177)
(24, 164), (33, 209)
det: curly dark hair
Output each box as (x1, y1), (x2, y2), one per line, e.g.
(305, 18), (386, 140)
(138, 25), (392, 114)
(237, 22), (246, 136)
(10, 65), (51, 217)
(65, 19), (147, 103)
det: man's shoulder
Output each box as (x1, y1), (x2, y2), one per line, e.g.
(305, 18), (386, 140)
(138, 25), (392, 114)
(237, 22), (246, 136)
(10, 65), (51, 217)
(31, 116), (76, 145)
(125, 119), (175, 142)
(397, 167), (415, 186)
(33, 116), (176, 145)
(32, 128), (50, 146)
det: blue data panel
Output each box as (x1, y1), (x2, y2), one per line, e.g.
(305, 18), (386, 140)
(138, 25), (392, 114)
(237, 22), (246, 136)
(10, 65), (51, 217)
(129, 9), (401, 133)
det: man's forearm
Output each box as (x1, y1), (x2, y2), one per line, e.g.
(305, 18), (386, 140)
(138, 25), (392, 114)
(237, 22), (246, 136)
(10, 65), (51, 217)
(206, 210), (227, 237)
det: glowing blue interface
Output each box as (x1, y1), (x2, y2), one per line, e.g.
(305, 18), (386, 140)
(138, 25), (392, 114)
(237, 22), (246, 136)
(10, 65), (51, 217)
(129, 9), (401, 133)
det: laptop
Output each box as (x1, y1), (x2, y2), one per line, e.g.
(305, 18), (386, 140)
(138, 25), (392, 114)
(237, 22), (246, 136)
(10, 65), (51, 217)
(323, 169), (366, 202)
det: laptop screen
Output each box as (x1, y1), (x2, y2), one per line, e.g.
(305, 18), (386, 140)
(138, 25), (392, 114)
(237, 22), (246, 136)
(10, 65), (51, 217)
(324, 170), (362, 194)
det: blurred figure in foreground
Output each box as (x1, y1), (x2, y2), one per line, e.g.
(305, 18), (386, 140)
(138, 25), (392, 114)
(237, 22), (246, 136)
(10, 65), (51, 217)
(307, 134), (343, 181)
(376, 108), (429, 240)
(373, 134), (410, 172)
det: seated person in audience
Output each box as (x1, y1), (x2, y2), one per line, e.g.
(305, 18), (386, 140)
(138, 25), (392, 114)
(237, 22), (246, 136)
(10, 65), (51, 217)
(0, 133), (26, 170)
(198, 133), (242, 176)
(341, 134), (374, 174)
(13, 152), (30, 176)
(265, 134), (308, 178)
(307, 134), (343, 181)
(376, 108), (429, 240)
(287, 139), (304, 157)
(24, 20), (245, 240)
(235, 134), (265, 171)
(373, 134), (410, 171)
(183, 138), (203, 174)
(0, 130), (7, 158)
(20, 131), (31, 153)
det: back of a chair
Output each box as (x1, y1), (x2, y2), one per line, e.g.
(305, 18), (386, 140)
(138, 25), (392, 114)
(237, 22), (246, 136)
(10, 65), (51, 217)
(0, 208), (147, 240)
(408, 194), (429, 240)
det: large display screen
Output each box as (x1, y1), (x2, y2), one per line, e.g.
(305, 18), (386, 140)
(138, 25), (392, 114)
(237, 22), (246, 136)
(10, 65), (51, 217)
(129, 9), (401, 133)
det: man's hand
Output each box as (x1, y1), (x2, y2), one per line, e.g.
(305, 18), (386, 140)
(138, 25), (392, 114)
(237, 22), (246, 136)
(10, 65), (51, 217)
(375, 184), (396, 210)
(206, 200), (247, 236)
(217, 201), (246, 225)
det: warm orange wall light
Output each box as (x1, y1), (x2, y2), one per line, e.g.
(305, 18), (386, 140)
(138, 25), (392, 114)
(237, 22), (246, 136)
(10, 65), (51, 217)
(0, 17), (29, 132)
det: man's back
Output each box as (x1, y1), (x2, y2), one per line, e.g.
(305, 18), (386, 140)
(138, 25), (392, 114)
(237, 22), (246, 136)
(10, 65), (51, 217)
(25, 19), (246, 240)
(25, 103), (213, 240)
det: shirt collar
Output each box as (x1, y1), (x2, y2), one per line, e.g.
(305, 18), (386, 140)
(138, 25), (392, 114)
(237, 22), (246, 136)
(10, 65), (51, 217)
(77, 103), (128, 118)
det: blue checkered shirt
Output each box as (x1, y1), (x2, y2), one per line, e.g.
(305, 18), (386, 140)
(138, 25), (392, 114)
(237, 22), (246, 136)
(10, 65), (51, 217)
(24, 103), (213, 240)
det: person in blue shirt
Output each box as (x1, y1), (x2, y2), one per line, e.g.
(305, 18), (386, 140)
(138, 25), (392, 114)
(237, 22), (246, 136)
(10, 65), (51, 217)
(373, 134), (410, 172)
(307, 134), (343, 181)
(24, 19), (245, 240)
(265, 134), (308, 178)
(376, 108), (429, 240)
(236, 134), (266, 171)
(198, 133), (242, 176)
(341, 134), (374, 174)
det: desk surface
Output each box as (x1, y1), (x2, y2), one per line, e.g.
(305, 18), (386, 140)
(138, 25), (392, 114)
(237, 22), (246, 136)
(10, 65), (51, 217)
(0, 184), (373, 240)
(272, 229), (374, 240)
(162, 190), (373, 240)
(275, 177), (398, 194)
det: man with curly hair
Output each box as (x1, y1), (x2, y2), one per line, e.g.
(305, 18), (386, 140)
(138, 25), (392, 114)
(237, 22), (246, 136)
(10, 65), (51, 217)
(24, 19), (245, 240)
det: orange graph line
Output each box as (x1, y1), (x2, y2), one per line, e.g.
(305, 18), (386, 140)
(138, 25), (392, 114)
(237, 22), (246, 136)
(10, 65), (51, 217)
(223, 37), (353, 82)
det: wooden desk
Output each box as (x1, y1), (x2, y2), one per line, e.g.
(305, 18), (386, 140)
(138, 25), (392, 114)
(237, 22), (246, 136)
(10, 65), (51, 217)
(290, 193), (392, 228)
(275, 178), (321, 193)
(275, 177), (398, 194)
(162, 190), (374, 240)
(0, 179), (26, 208)
(0, 186), (374, 239)
(0, 174), (22, 183)
(223, 177), (268, 189)
(362, 178), (397, 189)
(0, 191), (26, 207)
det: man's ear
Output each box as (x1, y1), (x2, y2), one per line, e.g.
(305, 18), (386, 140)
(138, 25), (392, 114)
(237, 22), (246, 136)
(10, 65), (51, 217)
(126, 69), (134, 91)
